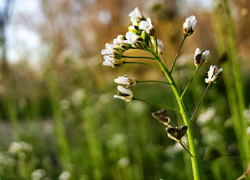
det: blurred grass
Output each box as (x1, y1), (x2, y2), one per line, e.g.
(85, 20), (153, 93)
(0, 0), (250, 179)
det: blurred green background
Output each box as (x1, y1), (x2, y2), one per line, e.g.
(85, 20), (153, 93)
(0, 0), (250, 179)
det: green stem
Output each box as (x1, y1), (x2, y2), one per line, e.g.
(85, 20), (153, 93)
(190, 83), (211, 121)
(124, 61), (160, 69)
(152, 51), (200, 180)
(133, 97), (180, 113)
(122, 55), (155, 60)
(237, 174), (247, 180)
(170, 35), (187, 74)
(155, 36), (159, 56)
(136, 80), (171, 85)
(181, 67), (199, 99)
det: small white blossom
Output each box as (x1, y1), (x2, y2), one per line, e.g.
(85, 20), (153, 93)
(129, 7), (142, 25)
(114, 85), (133, 102)
(183, 15), (197, 36)
(205, 65), (223, 84)
(114, 75), (136, 88)
(59, 171), (71, 180)
(139, 18), (153, 32)
(124, 31), (142, 45)
(113, 35), (131, 50)
(101, 43), (117, 55)
(118, 157), (130, 168)
(247, 126), (250, 135)
(113, 35), (125, 46)
(194, 48), (209, 67)
(32, 169), (46, 180)
(9, 142), (32, 155)
(103, 56), (123, 68)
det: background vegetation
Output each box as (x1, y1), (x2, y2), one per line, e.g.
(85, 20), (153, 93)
(0, 0), (250, 179)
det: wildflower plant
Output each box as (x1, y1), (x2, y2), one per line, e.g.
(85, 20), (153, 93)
(101, 7), (223, 180)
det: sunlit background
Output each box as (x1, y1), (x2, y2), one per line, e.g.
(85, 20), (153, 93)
(0, 0), (250, 179)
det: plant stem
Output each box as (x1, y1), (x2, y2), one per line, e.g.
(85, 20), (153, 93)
(133, 97), (180, 113)
(190, 83), (211, 121)
(136, 80), (171, 85)
(122, 55), (155, 60)
(155, 35), (159, 56)
(124, 61), (160, 69)
(170, 36), (187, 74)
(152, 51), (200, 180)
(181, 67), (199, 99)
(237, 174), (247, 180)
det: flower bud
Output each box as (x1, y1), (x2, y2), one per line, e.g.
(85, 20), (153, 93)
(114, 85), (133, 102)
(205, 65), (223, 84)
(183, 15), (197, 36)
(157, 39), (164, 54)
(194, 48), (209, 67)
(103, 56), (123, 68)
(114, 75), (136, 88)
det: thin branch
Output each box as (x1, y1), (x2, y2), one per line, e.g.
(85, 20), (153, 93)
(133, 97), (180, 113)
(181, 67), (199, 99)
(236, 174), (247, 180)
(136, 80), (171, 85)
(190, 83), (211, 121)
(122, 55), (155, 60)
(170, 35), (187, 74)
(180, 140), (194, 157)
(123, 61), (160, 69)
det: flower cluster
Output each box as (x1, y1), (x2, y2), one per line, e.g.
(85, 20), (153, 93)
(101, 7), (156, 68)
(101, 7), (160, 101)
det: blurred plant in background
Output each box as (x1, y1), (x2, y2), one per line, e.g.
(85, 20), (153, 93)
(0, 0), (249, 179)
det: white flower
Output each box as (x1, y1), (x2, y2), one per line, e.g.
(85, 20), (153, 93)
(247, 126), (250, 135)
(9, 142), (22, 154)
(103, 55), (123, 68)
(101, 43), (117, 55)
(124, 31), (142, 45)
(157, 39), (164, 54)
(32, 169), (46, 180)
(113, 35), (125, 46)
(114, 75), (136, 88)
(9, 142), (32, 155)
(205, 65), (223, 84)
(114, 85), (133, 102)
(139, 18), (153, 32)
(129, 7), (142, 25)
(118, 157), (130, 168)
(59, 171), (71, 180)
(183, 15), (197, 36)
(194, 48), (209, 67)
(113, 35), (131, 50)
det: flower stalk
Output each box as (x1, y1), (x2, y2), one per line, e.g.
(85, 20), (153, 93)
(123, 61), (160, 69)
(181, 67), (199, 99)
(190, 83), (211, 121)
(133, 97), (180, 112)
(170, 35), (187, 74)
(122, 55), (155, 60)
(152, 49), (200, 180)
(136, 80), (171, 85)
